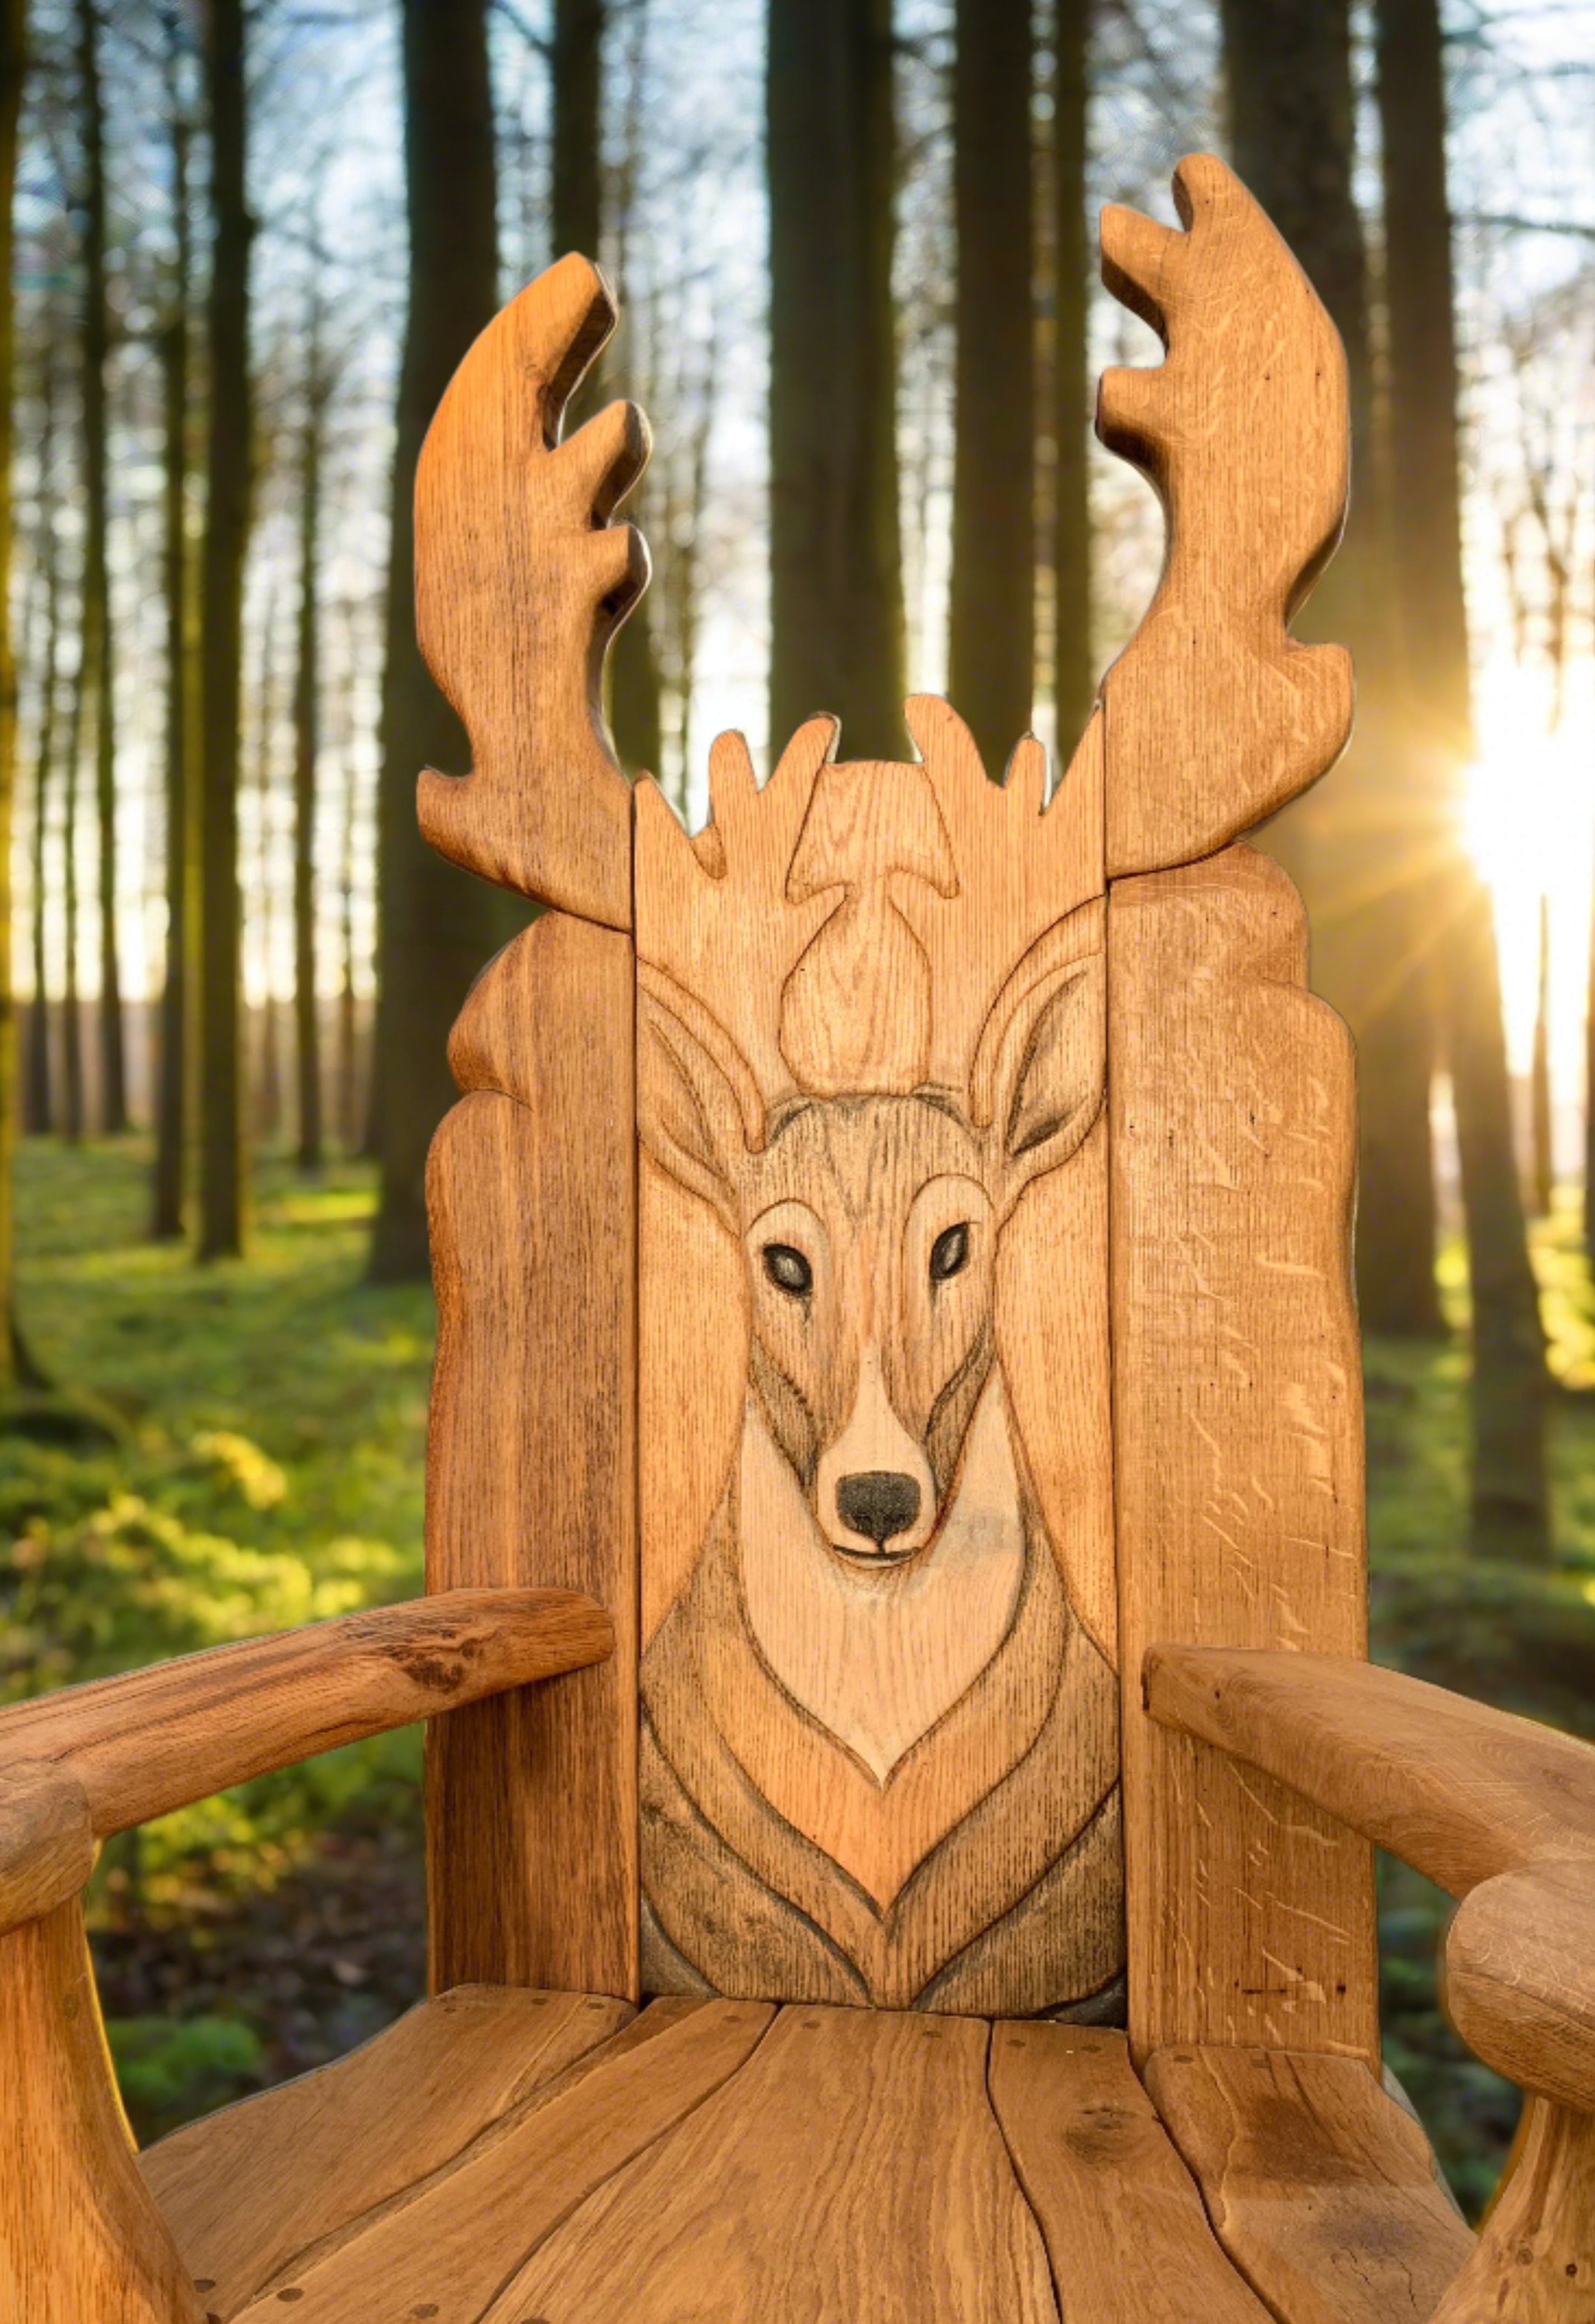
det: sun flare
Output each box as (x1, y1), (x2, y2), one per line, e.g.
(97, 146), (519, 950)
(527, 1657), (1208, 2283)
(1464, 656), (1595, 1098)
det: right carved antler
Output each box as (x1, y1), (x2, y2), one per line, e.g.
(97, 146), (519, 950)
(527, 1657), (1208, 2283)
(1097, 153), (1353, 877)
(415, 255), (650, 929)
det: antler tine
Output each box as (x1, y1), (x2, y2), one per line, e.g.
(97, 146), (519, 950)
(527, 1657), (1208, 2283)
(415, 253), (650, 929)
(1097, 153), (1353, 878)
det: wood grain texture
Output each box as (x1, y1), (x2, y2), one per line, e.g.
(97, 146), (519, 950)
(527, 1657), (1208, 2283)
(1097, 152), (1352, 877)
(1144, 1645), (1595, 1898)
(0, 1761), (93, 1937)
(492, 2004), (1057, 2322)
(141, 1985), (630, 2319)
(1432, 2099), (1595, 2323)
(0, 1590), (610, 1843)
(414, 253), (643, 924)
(425, 909), (637, 2000)
(0, 1899), (201, 2324)
(1144, 2045), (1474, 2324)
(987, 2021), (1273, 2321)
(1445, 1861), (1595, 2113)
(233, 2000), (772, 2322)
(635, 699), (1123, 2013)
(1109, 846), (1377, 2066)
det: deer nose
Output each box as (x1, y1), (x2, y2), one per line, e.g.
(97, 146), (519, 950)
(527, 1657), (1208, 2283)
(836, 1471), (922, 1550)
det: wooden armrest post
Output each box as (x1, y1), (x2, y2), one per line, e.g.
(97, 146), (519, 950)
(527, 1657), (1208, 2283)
(0, 1762), (201, 2320)
(0, 1587), (614, 2322)
(1145, 1642), (1595, 2320)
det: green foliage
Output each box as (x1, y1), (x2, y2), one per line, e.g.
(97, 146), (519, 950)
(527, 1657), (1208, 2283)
(107, 2014), (266, 2143)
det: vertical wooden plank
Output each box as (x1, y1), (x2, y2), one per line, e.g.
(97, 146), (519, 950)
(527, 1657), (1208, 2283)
(1109, 845), (1378, 2066)
(425, 910), (637, 2000)
(632, 708), (1123, 2015)
(0, 1900), (201, 2323)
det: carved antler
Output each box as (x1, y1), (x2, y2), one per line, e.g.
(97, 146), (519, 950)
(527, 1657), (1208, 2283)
(415, 254), (650, 928)
(1097, 153), (1352, 877)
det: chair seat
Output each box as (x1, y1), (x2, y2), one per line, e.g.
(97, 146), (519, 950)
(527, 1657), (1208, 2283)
(140, 1988), (1471, 2324)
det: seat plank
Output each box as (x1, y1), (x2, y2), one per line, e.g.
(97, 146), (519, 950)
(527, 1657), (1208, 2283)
(141, 1984), (629, 2320)
(1144, 2045), (1473, 2323)
(232, 1998), (771, 2321)
(988, 2022), (1273, 2321)
(487, 2003), (1057, 2323)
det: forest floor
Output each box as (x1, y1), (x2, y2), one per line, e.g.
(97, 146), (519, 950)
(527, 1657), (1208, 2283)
(10, 1139), (1595, 2212)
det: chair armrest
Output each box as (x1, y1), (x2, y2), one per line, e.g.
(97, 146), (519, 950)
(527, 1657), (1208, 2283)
(1144, 1643), (1595, 2111)
(0, 1586), (611, 1935)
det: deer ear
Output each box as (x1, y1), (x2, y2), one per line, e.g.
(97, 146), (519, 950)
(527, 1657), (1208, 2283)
(637, 983), (752, 1221)
(992, 953), (1105, 1202)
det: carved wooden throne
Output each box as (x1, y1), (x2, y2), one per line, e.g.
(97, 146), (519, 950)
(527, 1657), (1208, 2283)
(4, 155), (1595, 2324)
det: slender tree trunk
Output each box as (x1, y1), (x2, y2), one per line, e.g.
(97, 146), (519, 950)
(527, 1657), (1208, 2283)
(26, 339), (60, 1138)
(62, 607), (84, 1145)
(1532, 895), (1552, 1218)
(368, 0), (503, 1281)
(292, 286), (324, 1173)
(0, 0), (23, 1391)
(337, 685), (359, 1154)
(1585, 822), (1595, 1259)
(589, 0), (664, 776)
(768, 0), (905, 759)
(1052, 0), (1093, 760)
(197, 0), (252, 1258)
(1220, 0), (1443, 1342)
(1377, 0), (1549, 1556)
(152, 10), (192, 1238)
(77, 0), (125, 1134)
(251, 601), (279, 1147)
(947, 0), (1033, 778)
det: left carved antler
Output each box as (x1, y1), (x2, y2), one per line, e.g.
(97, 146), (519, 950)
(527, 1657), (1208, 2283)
(415, 254), (650, 928)
(1097, 153), (1352, 877)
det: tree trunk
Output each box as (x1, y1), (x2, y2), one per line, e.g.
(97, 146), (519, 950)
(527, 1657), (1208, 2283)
(152, 8), (192, 1239)
(1532, 895), (1552, 1219)
(947, 0), (1033, 778)
(768, 0), (904, 760)
(336, 672), (359, 1155)
(1376, 0), (1549, 1556)
(77, 0), (125, 1134)
(26, 338), (61, 1139)
(251, 601), (279, 1148)
(0, 0), (23, 1391)
(197, 0), (252, 1258)
(292, 286), (324, 1174)
(368, 0), (503, 1282)
(1221, 0), (1443, 1341)
(62, 600), (84, 1146)
(1052, 0), (1093, 760)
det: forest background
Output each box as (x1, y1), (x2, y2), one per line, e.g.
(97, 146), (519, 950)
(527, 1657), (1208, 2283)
(1, 0), (1593, 2217)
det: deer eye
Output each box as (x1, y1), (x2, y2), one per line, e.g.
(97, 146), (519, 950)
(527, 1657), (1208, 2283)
(763, 1243), (812, 1298)
(930, 1223), (970, 1282)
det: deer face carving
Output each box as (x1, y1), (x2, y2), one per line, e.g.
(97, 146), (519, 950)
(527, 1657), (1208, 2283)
(639, 959), (1104, 1569)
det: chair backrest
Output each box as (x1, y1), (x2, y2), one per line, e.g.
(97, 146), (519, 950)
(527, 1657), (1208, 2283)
(418, 154), (1379, 2071)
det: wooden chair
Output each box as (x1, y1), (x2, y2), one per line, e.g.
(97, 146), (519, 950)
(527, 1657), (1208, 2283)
(3, 153), (1592, 2324)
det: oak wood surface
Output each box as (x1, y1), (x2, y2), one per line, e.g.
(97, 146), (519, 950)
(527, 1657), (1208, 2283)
(1144, 2045), (1474, 2324)
(1109, 847), (1377, 2066)
(634, 694), (1123, 2015)
(414, 253), (643, 924)
(0, 1589), (609, 1843)
(425, 910), (637, 1999)
(0, 1760), (94, 1937)
(1445, 1860), (1595, 2112)
(1432, 2099), (1595, 2323)
(987, 2021), (1274, 2321)
(1143, 1643), (1595, 1897)
(233, 1999), (772, 2322)
(491, 2003), (1057, 2323)
(1097, 152), (1352, 877)
(141, 1984), (630, 2320)
(0, 1899), (201, 2324)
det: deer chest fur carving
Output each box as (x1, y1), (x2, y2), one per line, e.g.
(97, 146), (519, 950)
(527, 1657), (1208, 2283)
(634, 697), (1124, 2015)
